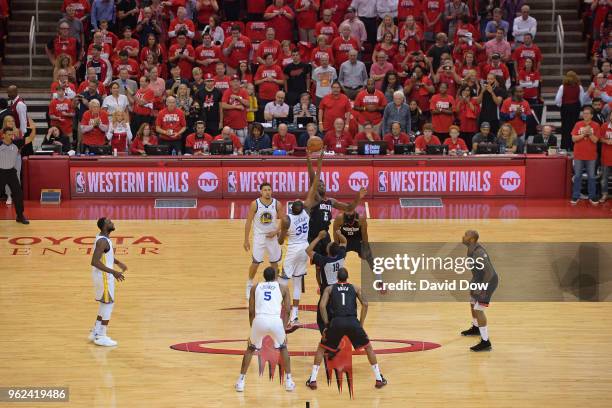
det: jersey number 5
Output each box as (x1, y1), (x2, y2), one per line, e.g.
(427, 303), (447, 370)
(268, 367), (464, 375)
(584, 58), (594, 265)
(264, 291), (271, 301)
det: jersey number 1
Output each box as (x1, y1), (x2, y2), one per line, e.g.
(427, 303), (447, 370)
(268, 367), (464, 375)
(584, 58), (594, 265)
(340, 292), (345, 306)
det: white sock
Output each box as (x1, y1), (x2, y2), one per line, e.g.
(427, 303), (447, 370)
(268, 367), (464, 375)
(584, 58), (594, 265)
(472, 318), (478, 327)
(285, 373), (292, 381)
(371, 364), (382, 381)
(479, 326), (489, 341)
(99, 324), (108, 337)
(247, 279), (253, 286)
(94, 320), (102, 335)
(238, 374), (245, 382)
(309, 365), (320, 382)
(291, 306), (298, 320)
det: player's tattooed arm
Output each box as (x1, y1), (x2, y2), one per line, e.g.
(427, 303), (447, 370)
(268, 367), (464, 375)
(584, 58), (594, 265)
(277, 215), (291, 245)
(355, 285), (368, 327)
(331, 187), (367, 212)
(319, 286), (332, 327)
(248, 284), (257, 326)
(91, 239), (124, 281)
(243, 200), (257, 251)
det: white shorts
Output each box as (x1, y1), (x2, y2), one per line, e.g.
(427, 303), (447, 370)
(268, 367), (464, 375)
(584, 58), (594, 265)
(92, 270), (115, 304)
(281, 243), (309, 278)
(252, 234), (282, 264)
(249, 316), (286, 349)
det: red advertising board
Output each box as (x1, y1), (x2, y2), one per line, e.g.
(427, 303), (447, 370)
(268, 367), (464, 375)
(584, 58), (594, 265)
(70, 167), (223, 198)
(373, 166), (525, 196)
(221, 166), (372, 198)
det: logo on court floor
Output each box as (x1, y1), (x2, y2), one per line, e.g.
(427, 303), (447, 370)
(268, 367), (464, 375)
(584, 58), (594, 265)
(197, 171), (219, 192)
(499, 170), (521, 192)
(348, 171), (369, 192)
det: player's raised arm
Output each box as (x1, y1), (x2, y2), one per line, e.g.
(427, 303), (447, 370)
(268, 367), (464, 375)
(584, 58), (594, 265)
(331, 187), (367, 212)
(281, 284), (291, 328)
(335, 229), (347, 247)
(306, 230), (328, 259)
(91, 239), (124, 281)
(304, 158), (322, 209)
(319, 286), (332, 327)
(306, 149), (324, 186)
(332, 214), (343, 242)
(244, 200), (257, 251)
(355, 285), (368, 327)
(277, 215), (291, 245)
(248, 284), (257, 326)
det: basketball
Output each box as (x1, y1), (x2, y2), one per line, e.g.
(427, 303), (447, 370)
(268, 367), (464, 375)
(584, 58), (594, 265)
(307, 136), (324, 152)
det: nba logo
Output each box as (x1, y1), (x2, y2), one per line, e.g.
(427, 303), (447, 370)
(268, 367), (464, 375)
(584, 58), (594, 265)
(228, 171), (237, 193)
(378, 171), (388, 193)
(75, 171), (86, 193)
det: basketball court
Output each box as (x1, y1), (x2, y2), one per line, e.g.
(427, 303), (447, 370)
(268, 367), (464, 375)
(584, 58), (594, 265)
(1, 199), (611, 407)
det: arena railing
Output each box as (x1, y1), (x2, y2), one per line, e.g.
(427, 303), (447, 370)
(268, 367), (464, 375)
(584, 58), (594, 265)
(29, 16), (36, 79)
(556, 15), (565, 76)
(36, 0), (40, 32)
(551, 0), (556, 31)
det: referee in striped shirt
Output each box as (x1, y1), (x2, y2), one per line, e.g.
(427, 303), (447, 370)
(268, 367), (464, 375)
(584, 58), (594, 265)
(1, 128), (29, 224)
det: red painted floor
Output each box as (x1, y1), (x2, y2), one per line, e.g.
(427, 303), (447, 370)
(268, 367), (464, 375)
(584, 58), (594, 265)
(0, 198), (610, 220)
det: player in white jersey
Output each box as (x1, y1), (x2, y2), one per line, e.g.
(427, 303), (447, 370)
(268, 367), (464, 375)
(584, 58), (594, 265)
(88, 218), (127, 347)
(277, 166), (321, 325)
(244, 182), (284, 299)
(236, 267), (295, 392)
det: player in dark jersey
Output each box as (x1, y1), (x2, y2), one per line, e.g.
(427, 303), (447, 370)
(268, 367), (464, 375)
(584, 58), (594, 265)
(306, 267), (387, 390)
(332, 210), (374, 270)
(460, 230), (499, 352)
(305, 153), (366, 258)
(306, 229), (347, 333)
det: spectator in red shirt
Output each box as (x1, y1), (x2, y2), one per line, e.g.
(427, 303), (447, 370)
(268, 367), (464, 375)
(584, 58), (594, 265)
(185, 121), (213, 154)
(256, 28), (282, 66)
(430, 83), (455, 141)
(168, 6), (196, 45)
(318, 81), (352, 132)
(399, 16), (423, 54)
(254, 53), (285, 116)
(62, 0), (91, 22)
(332, 24), (360, 69)
(222, 25), (252, 74)
(443, 125), (469, 153)
(315, 8), (339, 43)
(155, 96), (187, 154)
(481, 54), (510, 89)
(310, 34), (335, 68)
(130, 76), (155, 134)
(195, 31), (221, 75)
(354, 122), (382, 142)
(517, 57), (540, 105)
(454, 85), (480, 146)
(221, 76), (250, 143)
(214, 126), (244, 154)
(404, 66), (435, 115)
(130, 122), (158, 155)
(168, 33), (196, 81)
(423, 0), (445, 40)
(50, 68), (78, 99)
(49, 89), (76, 138)
(114, 26), (140, 61)
(296, 0), (320, 43)
(353, 78), (387, 134)
(264, 0), (295, 43)
(195, 0), (219, 29)
(501, 86), (532, 138)
(45, 21), (83, 68)
(272, 123), (297, 153)
(599, 114), (612, 203)
(80, 99), (109, 150)
(571, 106), (601, 204)
(113, 50), (140, 79)
(415, 123), (441, 153)
(88, 30), (113, 62)
(323, 118), (354, 154)
(398, 0), (422, 23)
(383, 121), (411, 152)
(512, 33), (542, 74)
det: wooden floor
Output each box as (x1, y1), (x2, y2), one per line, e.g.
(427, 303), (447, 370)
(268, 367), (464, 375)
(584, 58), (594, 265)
(1, 218), (612, 408)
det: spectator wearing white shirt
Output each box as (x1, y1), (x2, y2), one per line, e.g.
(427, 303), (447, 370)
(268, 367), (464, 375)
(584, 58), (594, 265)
(342, 7), (367, 49)
(512, 5), (537, 43)
(376, 0), (398, 19)
(264, 91), (290, 123)
(312, 54), (338, 103)
(350, 0), (378, 45)
(102, 83), (130, 115)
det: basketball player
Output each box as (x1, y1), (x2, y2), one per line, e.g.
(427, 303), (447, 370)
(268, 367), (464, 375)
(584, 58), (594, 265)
(307, 229), (348, 333)
(305, 153), (366, 272)
(88, 218), (127, 347)
(277, 168), (321, 325)
(236, 267), (295, 392)
(244, 182), (285, 299)
(332, 209), (374, 270)
(306, 267), (387, 390)
(460, 230), (499, 352)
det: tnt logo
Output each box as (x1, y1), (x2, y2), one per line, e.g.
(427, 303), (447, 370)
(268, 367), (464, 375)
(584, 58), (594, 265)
(377, 171), (388, 193)
(348, 171), (369, 192)
(197, 172), (219, 192)
(499, 170), (521, 192)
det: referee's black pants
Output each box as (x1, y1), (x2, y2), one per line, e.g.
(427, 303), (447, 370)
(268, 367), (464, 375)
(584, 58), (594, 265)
(0, 168), (25, 218)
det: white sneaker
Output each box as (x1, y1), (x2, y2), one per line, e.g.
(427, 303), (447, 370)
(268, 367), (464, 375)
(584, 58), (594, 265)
(94, 335), (118, 347)
(285, 378), (296, 392)
(88, 329), (96, 342)
(246, 282), (253, 300)
(235, 380), (245, 392)
(6, 195), (12, 206)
